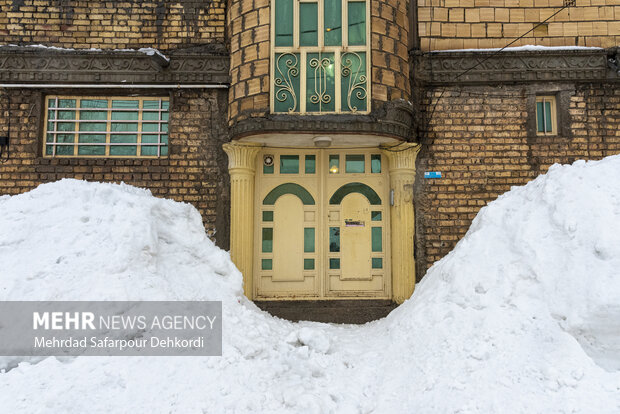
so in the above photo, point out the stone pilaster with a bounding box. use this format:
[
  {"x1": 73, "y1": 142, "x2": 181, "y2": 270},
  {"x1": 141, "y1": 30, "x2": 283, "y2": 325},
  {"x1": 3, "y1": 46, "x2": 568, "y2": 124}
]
[
  {"x1": 382, "y1": 142, "x2": 421, "y2": 304},
  {"x1": 222, "y1": 142, "x2": 262, "y2": 299}
]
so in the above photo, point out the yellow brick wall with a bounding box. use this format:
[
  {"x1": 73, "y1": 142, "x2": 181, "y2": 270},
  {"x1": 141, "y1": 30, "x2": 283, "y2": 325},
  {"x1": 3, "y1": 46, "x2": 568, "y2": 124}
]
[
  {"x1": 418, "y1": 0, "x2": 620, "y2": 50},
  {"x1": 0, "y1": 0, "x2": 225, "y2": 50},
  {"x1": 414, "y1": 84, "x2": 620, "y2": 274}
]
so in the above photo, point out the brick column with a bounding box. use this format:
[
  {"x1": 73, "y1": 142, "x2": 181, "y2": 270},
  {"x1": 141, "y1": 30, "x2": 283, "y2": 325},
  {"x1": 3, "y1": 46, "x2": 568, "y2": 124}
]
[
  {"x1": 223, "y1": 142, "x2": 262, "y2": 299},
  {"x1": 382, "y1": 142, "x2": 421, "y2": 303}
]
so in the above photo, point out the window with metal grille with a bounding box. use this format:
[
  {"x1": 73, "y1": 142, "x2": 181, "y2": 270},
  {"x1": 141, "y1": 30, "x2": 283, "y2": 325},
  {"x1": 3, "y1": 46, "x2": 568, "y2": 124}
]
[
  {"x1": 44, "y1": 96, "x2": 169, "y2": 157},
  {"x1": 271, "y1": 0, "x2": 370, "y2": 114}
]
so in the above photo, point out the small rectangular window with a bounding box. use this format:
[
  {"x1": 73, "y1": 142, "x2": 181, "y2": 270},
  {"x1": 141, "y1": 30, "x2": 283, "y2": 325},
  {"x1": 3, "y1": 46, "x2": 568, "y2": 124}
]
[
  {"x1": 345, "y1": 154, "x2": 365, "y2": 173},
  {"x1": 280, "y1": 155, "x2": 299, "y2": 174},
  {"x1": 299, "y1": 3, "x2": 318, "y2": 46},
  {"x1": 329, "y1": 154, "x2": 340, "y2": 174},
  {"x1": 371, "y1": 154, "x2": 381, "y2": 173},
  {"x1": 305, "y1": 155, "x2": 316, "y2": 174},
  {"x1": 45, "y1": 96, "x2": 169, "y2": 158},
  {"x1": 536, "y1": 96, "x2": 557, "y2": 135}
]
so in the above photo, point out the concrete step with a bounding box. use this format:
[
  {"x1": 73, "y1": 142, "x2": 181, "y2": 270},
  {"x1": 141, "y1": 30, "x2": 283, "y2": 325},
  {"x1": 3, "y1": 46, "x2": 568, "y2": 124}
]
[{"x1": 253, "y1": 300, "x2": 398, "y2": 324}]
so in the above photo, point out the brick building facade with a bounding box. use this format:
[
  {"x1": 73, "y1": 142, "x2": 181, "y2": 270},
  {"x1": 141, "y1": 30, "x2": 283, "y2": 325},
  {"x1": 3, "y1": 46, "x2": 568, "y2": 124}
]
[{"x1": 0, "y1": 0, "x2": 618, "y2": 314}]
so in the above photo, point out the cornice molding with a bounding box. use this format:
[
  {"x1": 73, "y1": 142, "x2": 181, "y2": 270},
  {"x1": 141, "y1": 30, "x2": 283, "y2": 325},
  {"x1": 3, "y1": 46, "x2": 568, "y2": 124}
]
[
  {"x1": 230, "y1": 100, "x2": 415, "y2": 141},
  {"x1": 0, "y1": 46, "x2": 229, "y2": 85},
  {"x1": 413, "y1": 48, "x2": 618, "y2": 85}
]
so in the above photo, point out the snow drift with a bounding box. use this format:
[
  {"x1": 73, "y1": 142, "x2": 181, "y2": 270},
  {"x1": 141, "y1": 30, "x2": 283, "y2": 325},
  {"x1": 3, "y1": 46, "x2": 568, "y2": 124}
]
[{"x1": 1, "y1": 156, "x2": 619, "y2": 413}]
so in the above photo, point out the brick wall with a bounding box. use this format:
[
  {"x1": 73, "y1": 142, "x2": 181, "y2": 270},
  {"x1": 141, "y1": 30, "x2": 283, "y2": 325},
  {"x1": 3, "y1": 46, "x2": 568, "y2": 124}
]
[
  {"x1": 0, "y1": 88, "x2": 231, "y2": 249},
  {"x1": 0, "y1": 0, "x2": 225, "y2": 50},
  {"x1": 418, "y1": 0, "x2": 620, "y2": 51},
  {"x1": 414, "y1": 83, "x2": 620, "y2": 277},
  {"x1": 227, "y1": 0, "x2": 411, "y2": 125}
]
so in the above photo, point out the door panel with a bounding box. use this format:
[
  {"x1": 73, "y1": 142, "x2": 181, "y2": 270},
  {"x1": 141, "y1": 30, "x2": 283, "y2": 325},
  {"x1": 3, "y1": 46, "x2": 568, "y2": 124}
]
[
  {"x1": 341, "y1": 193, "x2": 372, "y2": 280},
  {"x1": 273, "y1": 194, "x2": 304, "y2": 281}
]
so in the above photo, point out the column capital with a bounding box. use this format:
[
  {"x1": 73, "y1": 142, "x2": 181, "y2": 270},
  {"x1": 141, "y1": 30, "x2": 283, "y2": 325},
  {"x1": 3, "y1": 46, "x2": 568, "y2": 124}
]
[
  {"x1": 381, "y1": 142, "x2": 421, "y2": 172},
  {"x1": 222, "y1": 141, "x2": 262, "y2": 172}
]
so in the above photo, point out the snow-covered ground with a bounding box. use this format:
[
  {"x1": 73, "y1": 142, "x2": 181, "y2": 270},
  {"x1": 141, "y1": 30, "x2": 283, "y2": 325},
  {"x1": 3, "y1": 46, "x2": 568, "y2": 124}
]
[{"x1": 0, "y1": 156, "x2": 619, "y2": 413}]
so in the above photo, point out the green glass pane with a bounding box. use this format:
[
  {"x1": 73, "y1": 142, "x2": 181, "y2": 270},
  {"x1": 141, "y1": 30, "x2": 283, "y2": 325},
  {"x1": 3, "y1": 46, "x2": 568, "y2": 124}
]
[
  {"x1": 372, "y1": 227, "x2": 382, "y2": 252},
  {"x1": 110, "y1": 146, "x2": 137, "y2": 156},
  {"x1": 371, "y1": 154, "x2": 381, "y2": 173},
  {"x1": 58, "y1": 99, "x2": 75, "y2": 108},
  {"x1": 329, "y1": 258, "x2": 340, "y2": 269},
  {"x1": 80, "y1": 99, "x2": 108, "y2": 109},
  {"x1": 79, "y1": 134, "x2": 105, "y2": 143},
  {"x1": 45, "y1": 145, "x2": 53, "y2": 155},
  {"x1": 274, "y1": 53, "x2": 300, "y2": 113},
  {"x1": 48, "y1": 110, "x2": 55, "y2": 120},
  {"x1": 57, "y1": 122, "x2": 75, "y2": 132},
  {"x1": 161, "y1": 124, "x2": 168, "y2": 133},
  {"x1": 324, "y1": 0, "x2": 342, "y2": 46},
  {"x1": 306, "y1": 53, "x2": 335, "y2": 112},
  {"x1": 262, "y1": 211, "x2": 273, "y2": 222},
  {"x1": 55, "y1": 145, "x2": 74, "y2": 156},
  {"x1": 372, "y1": 258, "x2": 383, "y2": 269},
  {"x1": 275, "y1": 0, "x2": 293, "y2": 46},
  {"x1": 161, "y1": 135, "x2": 168, "y2": 144},
  {"x1": 341, "y1": 52, "x2": 367, "y2": 112},
  {"x1": 143, "y1": 100, "x2": 160, "y2": 109},
  {"x1": 80, "y1": 111, "x2": 107, "y2": 121},
  {"x1": 46, "y1": 133, "x2": 54, "y2": 143},
  {"x1": 280, "y1": 155, "x2": 299, "y2": 174},
  {"x1": 329, "y1": 154, "x2": 339, "y2": 174},
  {"x1": 348, "y1": 2, "x2": 366, "y2": 46},
  {"x1": 304, "y1": 259, "x2": 315, "y2": 270},
  {"x1": 371, "y1": 211, "x2": 382, "y2": 221},
  {"x1": 161, "y1": 146, "x2": 168, "y2": 156},
  {"x1": 304, "y1": 228, "x2": 315, "y2": 253},
  {"x1": 545, "y1": 101, "x2": 552, "y2": 132},
  {"x1": 110, "y1": 134, "x2": 137, "y2": 156},
  {"x1": 56, "y1": 134, "x2": 75, "y2": 143},
  {"x1": 57, "y1": 110, "x2": 75, "y2": 120},
  {"x1": 142, "y1": 123, "x2": 159, "y2": 132},
  {"x1": 162, "y1": 112, "x2": 169, "y2": 121},
  {"x1": 142, "y1": 112, "x2": 159, "y2": 121},
  {"x1": 162, "y1": 101, "x2": 170, "y2": 110},
  {"x1": 141, "y1": 134, "x2": 159, "y2": 144},
  {"x1": 261, "y1": 259, "x2": 273, "y2": 270},
  {"x1": 111, "y1": 123, "x2": 138, "y2": 132},
  {"x1": 329, "y1": 227, "x2": 340, "y2": 252},
  {"x1": 263, "y1": 164, "x2": 274, "y2": 174},
  {"x1": 48, "y1": 99, "x2": 56, "y2": 108},
  {"x1": 112, "y1": 100, "x2": 139, "y2": 109},
  {"x1": 300, "y1": 3, "x2": 318, "y2": 46},
  {"x1": 79, "y1": 122, "x2": 106, "y2": 132},
  {"x1": 141, "y1": 146, "x2": 158, "y2": 156},
  {"x1": 536, "y1": 102, "x2": 544, "y2": 132},
  {"x1": 305, "y1": 155, "x2": 316, "y2": 174},
  {"x1": 78, "y1": 145, "x2": 106, "y2": 156},
  {"x1": 263, "y1": 183, "x2": 315, "y2": 205},
  {"x1": 47, "y1": 121, "x2": 54, "y2": 131},
  {"x1": 330, "y1": 182, "x2": 381, "y2": 205},
  {"x1": 112, "y1": 112, "x2": 139, "y2": 121},
  {"x1": 345, "y1": 154, "x2": 365, "y2": 173},
  {"x1": 262, "y1": 228, "x2": 273, "y2": 253}
]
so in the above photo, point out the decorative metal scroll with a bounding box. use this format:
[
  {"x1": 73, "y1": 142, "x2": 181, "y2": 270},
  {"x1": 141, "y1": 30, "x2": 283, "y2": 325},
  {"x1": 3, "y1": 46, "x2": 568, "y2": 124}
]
[
  {"x1": 309, "y1": 55, "x2": 333, "y2": 110},
  {"x1": 341, "y1": 52, "x2": 367, "y2": 112},
  {"x1": 274, "y1": 53, "x2": 299, "y2": 113}
]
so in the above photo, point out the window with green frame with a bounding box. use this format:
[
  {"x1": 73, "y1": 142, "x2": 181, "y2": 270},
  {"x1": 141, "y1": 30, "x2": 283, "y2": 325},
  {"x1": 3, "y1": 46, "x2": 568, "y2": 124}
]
[
  {"x1": 44, "y1": 96, "x2": 169, "y2": 157},
  {"x1": 272, "y1": 0, "x2": 369, "y2": 114}
]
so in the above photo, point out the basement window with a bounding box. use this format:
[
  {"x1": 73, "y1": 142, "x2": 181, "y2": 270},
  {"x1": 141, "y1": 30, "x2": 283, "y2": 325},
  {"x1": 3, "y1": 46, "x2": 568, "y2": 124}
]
[
  {"x1": 44, "y1": 96, "x2": 169, "y2": 157},
  {"x1": 535, "y1": 96, "x2": 557, "y2": 136}
]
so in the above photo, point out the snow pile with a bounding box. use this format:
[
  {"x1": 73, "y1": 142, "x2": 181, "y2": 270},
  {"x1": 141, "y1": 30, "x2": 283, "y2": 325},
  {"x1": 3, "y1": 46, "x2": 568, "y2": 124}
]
[{"x1": 1, "y1": 156, "x2": 620, "y2": 413}]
